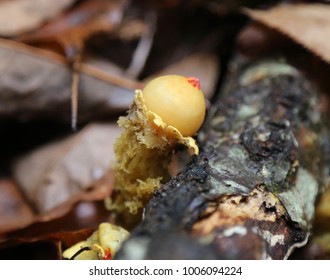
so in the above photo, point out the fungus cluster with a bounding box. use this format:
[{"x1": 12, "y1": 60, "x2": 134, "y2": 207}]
[
  {"x1": 62, "y1": 75, "x2": 206, "y2": 260},
  {"x1": 107, "y1": 75, "x2": 206, "y2": 221}
]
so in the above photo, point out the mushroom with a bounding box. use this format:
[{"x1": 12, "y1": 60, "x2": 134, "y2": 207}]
[
  {"x1": 62, "y1": 223, "x2": 129, "y2": 260},
  {"x1": 143, "y1": 75, "x2": 205, "y2": 137},
  {"x1": 106, "y1": 75, "x2": 206, "y2": 223}
]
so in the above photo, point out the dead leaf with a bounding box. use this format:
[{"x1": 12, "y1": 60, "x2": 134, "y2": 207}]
[
  {"x1": 0, "y1": 124, "x2": 119, "y2": 236},
  {"x1": 236, "y1": 22, "x2": 295, "y2": 58},
  {"x1": 12, "y1": 123, "x2": 121, "y2": 213},
  {"x1": 0, "y1": 199, "x2": 110, "y2": 239},
  {"x1": 0, "y1": 0, "x2": 76, "y2": 37},
  {"x1": 0, "y1": 208, "x2": 106, "y2": 260},
  {"x1": 0, "y1": 38, "x2": 141, "y2": 123},
  {"x1": 0, "y1": 226, "x2": 98, "y2": 259},
  {"x1": 20, "y1": 0, "x2": 128, "y2": 61},
  {"x1": 0, "y1": 179, "x2": 35, "y2": 234},
  {"x1": 16, "y1": 0, "x2": 131, "y2": 130},
  {"x1": 244, "y1": 3, "x2": 330, "y2": 63},
  {"x1": 51, "y1": 227, "x2": 96, "y2": 249}
]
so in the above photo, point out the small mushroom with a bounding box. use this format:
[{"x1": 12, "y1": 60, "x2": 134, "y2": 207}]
[
  {"x1": 143, "y1": 75, "x2": 205, "y2": 137},
  {"x1": 62, "y1": 223, "x2": 129, "y2": 260},
  {"x1": 106, "y1": 75, "x2": 206, "y2": 223}
]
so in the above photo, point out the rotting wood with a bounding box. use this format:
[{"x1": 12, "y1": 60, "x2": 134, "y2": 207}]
[{"x1": 116, "y1": 55, "x2": 330, "y2": 260}]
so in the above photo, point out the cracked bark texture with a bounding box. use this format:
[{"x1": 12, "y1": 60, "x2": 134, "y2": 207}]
[{"x1": 116, "y1": 56, "x2": 330, "y2": 260}]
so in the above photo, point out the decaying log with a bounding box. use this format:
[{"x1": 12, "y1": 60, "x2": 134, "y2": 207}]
[{"x1": 116, "y1": 56, "x2": 330, "y2": 260}]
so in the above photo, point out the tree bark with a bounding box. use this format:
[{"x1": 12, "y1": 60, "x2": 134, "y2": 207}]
[{"x1": 117, "y1": 55, "x2": 330, "y2": 260}]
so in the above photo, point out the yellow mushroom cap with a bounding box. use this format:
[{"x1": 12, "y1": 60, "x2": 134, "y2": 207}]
[{"x1": 142, "y1": 75, "x2": 206, "y2": 137}]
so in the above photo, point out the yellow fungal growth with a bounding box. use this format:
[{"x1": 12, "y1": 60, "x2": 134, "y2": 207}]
[
  {"x1": 106, "y1": 75, "x2": 206, "y2": 223},
  {"x1": 62, "y1": 223, "x2": 129, "y2": 260}
]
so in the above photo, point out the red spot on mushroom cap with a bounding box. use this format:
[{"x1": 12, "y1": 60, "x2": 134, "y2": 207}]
[{"x1": 187, "y1": 77, "x2": 201, "y2": 90}]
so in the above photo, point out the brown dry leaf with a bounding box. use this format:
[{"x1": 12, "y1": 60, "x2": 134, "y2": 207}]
[
  {"x1": 0, "y1": 38, "x2": 141, "y2": 122},
  {"x1": 17, "y1": 0, "x2": 130, "y2": 130},
  {"x1": 21, "y1": 0, "x2": 128, "y2": 60},
  {"x1": 143, "y1": 52, "x2": 220, "y2": 100},
  {"x1": 236, "y1": 22, "x2": 295, "y2": 58},
  {"x1": 0, "y1": 179, "x2": 35, "y2": 234},
  {"x1": 0, "y1": 227, "x2": 97, "y2": 259},
  {"x1": 50, "y1": 227, "x2": 96, "y2": 249},
  {"x1": 12, "y1": 123, "x2": 121, "y2": 213},
  {"x1": 0, "y1": 0, "x2": 76, "y2": 37},
  {"x1": 244, "y1": 3, "x2": 330, "y2": 63},
  {"x1": 0, "y1": 199, "x2": 109, "y2": 239}
]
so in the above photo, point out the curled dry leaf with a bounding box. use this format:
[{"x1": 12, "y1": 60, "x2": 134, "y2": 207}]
[
  {"x1": 0, "y1": 0, "x2": 76, "y2": 37},
  {"x1": 12, "y1": 123, "x2": 121, "y2": 213},
  {"x1": 0, "y1": 38, "x2": 141, "y2": 123},
  {"x1": 244, "y1": 3, "x2": 330, "y2": 63}
]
